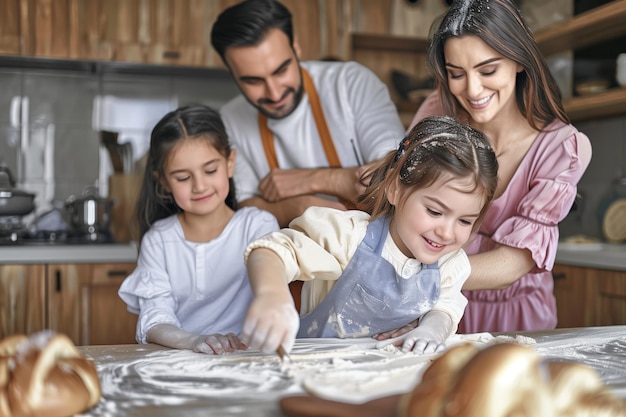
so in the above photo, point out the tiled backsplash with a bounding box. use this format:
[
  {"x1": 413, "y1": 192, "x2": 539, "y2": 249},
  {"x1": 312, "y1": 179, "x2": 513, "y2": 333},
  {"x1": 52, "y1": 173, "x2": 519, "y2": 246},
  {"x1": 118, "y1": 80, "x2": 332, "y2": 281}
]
[
  {"x1": 0, "y1": 58, "x2": 623, "y2": 243},
  {"x1": 0, "y1": 60, "x2": 239, "y2": 221}
]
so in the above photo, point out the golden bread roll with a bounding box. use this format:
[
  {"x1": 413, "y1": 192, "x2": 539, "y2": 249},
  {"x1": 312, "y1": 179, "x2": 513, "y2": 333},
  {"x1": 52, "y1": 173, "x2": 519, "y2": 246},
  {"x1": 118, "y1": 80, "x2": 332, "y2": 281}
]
[
  {"x1": 397, "y1": 343, "x2": 478, "y2": 417},
  {"x1": 548, "y1": 361, "x2": 626, "y2": 417},
  {"x1": 400, "y1": 343, "x2": 626, "y2": 417},
  {"x1": 443, "y1": 343, "x2": 548, "y2": 417},
  {"x1": 0, "y1": 331, "x2": 101, "y2": 417}
]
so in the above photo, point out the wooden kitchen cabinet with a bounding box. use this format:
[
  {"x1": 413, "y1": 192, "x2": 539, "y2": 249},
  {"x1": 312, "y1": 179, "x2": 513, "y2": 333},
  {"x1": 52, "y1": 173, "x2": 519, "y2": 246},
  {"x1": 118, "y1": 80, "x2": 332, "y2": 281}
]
[
  {"x1": 47, "y1": 262, "x2": 137, "y2": 346},
  {"x1": 0, "y1": 264, "x2": 46, "y2": 338},
  {"x1": 552, "y1": 263, "x2": 596, "y2": 327},
  {"x1": 1, "y1": 0, "x2": 348, "y2": 67},
  {"x1": 0, "y1": 0, "x2": 22, "y2": 55},
  {"x1": 553, "y1": 263, "x2": 626, "y2": 327},
  {"x1": 596, "y1": 269, "x2": 626, "y2": 326},
  {"x1": 86, "y1": 263, "x2": 137, "y2": 345},
  {"x1": 0, "y1": 262, "x2": 137, "y2": 346}
]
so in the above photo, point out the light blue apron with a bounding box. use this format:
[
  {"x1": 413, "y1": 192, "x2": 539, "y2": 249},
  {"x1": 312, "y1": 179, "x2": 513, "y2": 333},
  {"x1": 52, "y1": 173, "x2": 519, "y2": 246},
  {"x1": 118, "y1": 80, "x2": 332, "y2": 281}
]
[{"x1": 298, "y1": 217, "x2": 441, "y2": 338}]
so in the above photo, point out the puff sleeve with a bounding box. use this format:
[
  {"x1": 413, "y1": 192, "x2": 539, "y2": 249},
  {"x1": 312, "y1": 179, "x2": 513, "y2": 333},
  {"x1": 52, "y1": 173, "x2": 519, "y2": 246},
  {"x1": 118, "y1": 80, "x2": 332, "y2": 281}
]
[{"x1": 489, "y1": 122, "x2": 592, "y2": 271}]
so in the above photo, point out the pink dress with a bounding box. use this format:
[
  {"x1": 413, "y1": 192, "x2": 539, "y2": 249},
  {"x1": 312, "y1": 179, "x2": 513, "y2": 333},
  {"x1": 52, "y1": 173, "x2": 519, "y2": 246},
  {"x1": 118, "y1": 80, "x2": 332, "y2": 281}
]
[{"x1": 409, "y1": 92, "x2": 592, "y2": 333}]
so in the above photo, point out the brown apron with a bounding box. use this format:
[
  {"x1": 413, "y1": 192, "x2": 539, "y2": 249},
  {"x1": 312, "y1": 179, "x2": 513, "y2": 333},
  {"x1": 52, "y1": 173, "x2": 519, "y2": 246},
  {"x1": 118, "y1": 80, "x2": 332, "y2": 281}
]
[
  {"x1": 258, "y1": 67, "x2": 342, "y2": 170},
  {"x1": 258, "y1": 68, "x2": 356, "y2": 308}
]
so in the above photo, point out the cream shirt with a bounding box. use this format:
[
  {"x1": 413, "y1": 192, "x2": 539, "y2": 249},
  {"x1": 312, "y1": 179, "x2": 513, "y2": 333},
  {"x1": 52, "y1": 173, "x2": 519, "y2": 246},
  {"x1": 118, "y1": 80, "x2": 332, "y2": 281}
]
[{"x1": 245, "y1": 207, "x2": 470, "y2": 330}]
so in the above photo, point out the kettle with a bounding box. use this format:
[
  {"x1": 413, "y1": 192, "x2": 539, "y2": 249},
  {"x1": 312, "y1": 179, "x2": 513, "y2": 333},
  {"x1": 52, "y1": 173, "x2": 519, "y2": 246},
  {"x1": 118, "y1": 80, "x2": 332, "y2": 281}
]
[{"x1": 65, "y1": 186, "x2": 114, "y2": 238}]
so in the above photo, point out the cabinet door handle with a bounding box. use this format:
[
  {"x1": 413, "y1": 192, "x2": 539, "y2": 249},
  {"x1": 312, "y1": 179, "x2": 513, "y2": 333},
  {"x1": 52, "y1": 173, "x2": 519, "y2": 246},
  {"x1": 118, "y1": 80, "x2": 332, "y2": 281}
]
[
  {"x1": 163, "y1": 51, "x2": 180, "y2": 59},
  {"x1": 552, "y1": 272, "x2": 566, "y2": 281},
  {"x1": 107, "y1": 270, "x2": 129, "y2": 278},
  {"x1": 55, "y1": 270, "x2": 62, "y2": 292}
]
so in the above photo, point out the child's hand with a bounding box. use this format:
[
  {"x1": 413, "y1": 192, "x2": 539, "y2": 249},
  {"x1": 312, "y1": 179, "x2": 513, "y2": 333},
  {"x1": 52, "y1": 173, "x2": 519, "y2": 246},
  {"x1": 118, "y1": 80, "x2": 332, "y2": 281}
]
[
  {"x1": 191, "y1": 333, "x2": 248, "y2": 355},
  {"x1": 241, "y1": 295, "x2": 299, "y2": 355},
  {"x1": 375, "y1": 311, "x2": 453, "y2": 354},
  {"x1": 374, "y1": 319, "x2": 419, "y2": 340}
]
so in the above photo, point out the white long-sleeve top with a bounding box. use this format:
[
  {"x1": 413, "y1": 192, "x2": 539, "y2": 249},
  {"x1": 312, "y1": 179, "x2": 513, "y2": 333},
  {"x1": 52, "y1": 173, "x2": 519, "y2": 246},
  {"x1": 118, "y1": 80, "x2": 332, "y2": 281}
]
[{"x1": 119, "y1": 207, "x2": 279, "y2": 343}]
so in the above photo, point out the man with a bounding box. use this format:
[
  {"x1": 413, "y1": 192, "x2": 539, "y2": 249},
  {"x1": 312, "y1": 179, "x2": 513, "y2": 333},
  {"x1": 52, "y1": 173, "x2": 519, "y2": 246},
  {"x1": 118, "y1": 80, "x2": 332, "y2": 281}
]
[{"x1": 211, "y1": 0, "x2": 405, "y2": 226}]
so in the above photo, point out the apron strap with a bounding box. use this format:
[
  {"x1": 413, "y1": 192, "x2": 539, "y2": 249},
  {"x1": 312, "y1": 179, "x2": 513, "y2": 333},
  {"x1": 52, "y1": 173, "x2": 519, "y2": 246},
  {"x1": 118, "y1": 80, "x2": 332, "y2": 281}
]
[{"x1": 258, "y1": 67, "x2": 342, "y2": 169}]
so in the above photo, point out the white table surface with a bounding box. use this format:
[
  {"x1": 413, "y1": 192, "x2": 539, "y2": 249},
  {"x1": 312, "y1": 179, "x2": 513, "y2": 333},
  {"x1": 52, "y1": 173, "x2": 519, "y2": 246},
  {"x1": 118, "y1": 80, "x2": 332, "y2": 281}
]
[{"x1": 76, "y1": 326, "x2": 626, "y2": 417}]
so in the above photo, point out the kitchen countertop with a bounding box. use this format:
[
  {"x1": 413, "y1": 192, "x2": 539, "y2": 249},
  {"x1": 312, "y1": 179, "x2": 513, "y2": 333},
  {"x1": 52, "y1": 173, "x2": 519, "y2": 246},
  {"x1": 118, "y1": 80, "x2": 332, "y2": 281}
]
[
  {"x1": 75, "y1": 326, "x2": 626, "y2": 416},
  {"x1": 0, "y1": 242, "x2": 138, "y2": 264},
  {"x1": 0, "y1": 239, "x2": 624, "y2": 270},
  {"x1": 556, "y1": 242, "x2": 626, "y2": 271}
]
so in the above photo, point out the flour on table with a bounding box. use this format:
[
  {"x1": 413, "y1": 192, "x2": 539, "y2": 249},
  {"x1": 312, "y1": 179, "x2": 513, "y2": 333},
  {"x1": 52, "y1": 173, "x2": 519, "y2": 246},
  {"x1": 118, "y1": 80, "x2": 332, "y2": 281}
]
[{"x1": 79, "y1": 332, "x2": 540, "y2": 415}]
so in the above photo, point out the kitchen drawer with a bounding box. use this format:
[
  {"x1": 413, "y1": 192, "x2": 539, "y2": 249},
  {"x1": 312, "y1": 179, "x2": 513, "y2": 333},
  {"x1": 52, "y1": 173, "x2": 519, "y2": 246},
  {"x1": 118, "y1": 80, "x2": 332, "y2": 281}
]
[{"x1": 91, "y1": 263, "x2": 135, "y2": 286}]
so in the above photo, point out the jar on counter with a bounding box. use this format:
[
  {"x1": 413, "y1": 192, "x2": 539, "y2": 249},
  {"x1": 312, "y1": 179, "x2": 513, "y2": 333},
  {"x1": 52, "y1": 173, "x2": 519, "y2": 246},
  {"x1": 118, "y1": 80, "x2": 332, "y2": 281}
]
[{"x1": 598, "y1": 177, "x2": 626, "y2": 243}]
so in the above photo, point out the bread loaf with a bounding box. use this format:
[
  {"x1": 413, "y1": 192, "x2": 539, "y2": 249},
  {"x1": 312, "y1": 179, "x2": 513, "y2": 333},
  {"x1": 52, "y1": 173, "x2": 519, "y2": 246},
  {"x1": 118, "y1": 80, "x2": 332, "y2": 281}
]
[
  {"x1": 0, "y1": 331, "x2": 101, "y2": 417},
  {"x1": 399, "y1": 342, "x2": 626, "y2": 417}
]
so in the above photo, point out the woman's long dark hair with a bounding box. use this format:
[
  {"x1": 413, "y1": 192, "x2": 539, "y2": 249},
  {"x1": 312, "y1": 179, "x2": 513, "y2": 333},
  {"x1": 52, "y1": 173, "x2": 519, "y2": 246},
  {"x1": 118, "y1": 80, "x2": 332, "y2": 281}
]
[
  {"x1": 428, "y1": 0, "x2": 569, "y2": 130},
  {"x1": 135, "y1": 105, "x2": 236, "y2": 243}
]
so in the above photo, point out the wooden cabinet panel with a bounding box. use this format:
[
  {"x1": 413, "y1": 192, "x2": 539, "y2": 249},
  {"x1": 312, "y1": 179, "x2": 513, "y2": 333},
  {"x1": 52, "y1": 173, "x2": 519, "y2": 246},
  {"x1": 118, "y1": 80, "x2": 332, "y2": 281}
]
[
  {"x1": 552, "y1": 264, "x2": 596, "y2": 328},
  {"x1": 553, "y1": 263, "x2": 626, "y2": 327},
  {"x1": 0, "y1": 0, "x2": 22, "y2": 55},
  {"x1": 597, "y1": 270, "x2": 626, "y2": 326},
  {"x1": 0, "y1": 264, "x2": 46, "y2": 338},
  {"x1": 1, "y1": 261, "x2": 136, "y2": 346},
  {"x1": 47, "y1": 263, "x2": 91, "y2": 345},
  {"x1": 88, "y1": 263, "x2": 137, "y2": 345}
]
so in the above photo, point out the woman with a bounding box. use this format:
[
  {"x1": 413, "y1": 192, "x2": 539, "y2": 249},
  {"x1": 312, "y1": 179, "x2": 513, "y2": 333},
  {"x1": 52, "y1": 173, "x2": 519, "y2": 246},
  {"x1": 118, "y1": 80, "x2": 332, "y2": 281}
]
[{"x1": 403, "y1": 0, "x2": 592, "y2": 333}]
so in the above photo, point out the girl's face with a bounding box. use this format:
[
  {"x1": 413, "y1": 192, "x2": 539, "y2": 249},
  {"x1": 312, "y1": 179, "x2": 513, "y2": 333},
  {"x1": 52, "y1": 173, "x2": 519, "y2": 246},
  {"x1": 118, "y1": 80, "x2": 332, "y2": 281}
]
[
  {"x1": 443, "y1": 35, "x2": 523, "y2": 125},
  {"x1": 161, "y1": 137, "x2": 235, "y2": 217},
  {"x1": 387, "y1": 174, "x2": 485, "y2": 264}
]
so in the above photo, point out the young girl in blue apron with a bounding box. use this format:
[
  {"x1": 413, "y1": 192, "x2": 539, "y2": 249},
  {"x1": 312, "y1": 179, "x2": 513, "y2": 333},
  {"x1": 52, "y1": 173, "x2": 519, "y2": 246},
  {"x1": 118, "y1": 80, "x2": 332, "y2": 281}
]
[{"x1": 241, "y1": 116, "x2": 498, "y2": 355}]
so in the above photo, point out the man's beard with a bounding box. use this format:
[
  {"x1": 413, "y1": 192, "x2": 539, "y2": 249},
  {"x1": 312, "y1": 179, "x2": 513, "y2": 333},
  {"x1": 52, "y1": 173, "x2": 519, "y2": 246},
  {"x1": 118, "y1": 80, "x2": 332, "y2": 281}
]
[{"x1": 247, "y1": 68, "x2": 305, "y2": 120}]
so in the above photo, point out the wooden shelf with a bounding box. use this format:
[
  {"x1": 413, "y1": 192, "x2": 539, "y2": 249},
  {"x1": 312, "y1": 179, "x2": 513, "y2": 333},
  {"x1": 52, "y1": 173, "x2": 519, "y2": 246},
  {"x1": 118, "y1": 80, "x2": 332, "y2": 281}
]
[
  {"x1": 351, "y1": 33, "x2": 429, "y2": 53},
  {"x1": 564, "y1": 87, "x2": 626, "y2": 122},
  {"x1": 535, "y1": 0, "x2": 626, "y2": 56}
]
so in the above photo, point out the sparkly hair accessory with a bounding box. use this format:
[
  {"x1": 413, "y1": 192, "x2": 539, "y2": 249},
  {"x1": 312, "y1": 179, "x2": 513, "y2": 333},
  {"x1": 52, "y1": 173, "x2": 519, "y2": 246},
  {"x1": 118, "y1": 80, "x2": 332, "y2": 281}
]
[
  {"x1": 394, "y1": 135, "x2": 411, "y2": 163},
  {"x1": 443, "y1": 0, "x2": 490, "y2": 36}
]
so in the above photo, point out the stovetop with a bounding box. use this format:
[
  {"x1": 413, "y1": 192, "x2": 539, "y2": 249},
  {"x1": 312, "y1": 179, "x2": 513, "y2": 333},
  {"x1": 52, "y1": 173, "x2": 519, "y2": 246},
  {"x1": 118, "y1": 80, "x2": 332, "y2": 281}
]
[
  {"x1": 0, "y1": 229, "x2": 116, "y2": 246},
  {"x1": 0, "y1": 215, "x2": 116, "y2": 246}
]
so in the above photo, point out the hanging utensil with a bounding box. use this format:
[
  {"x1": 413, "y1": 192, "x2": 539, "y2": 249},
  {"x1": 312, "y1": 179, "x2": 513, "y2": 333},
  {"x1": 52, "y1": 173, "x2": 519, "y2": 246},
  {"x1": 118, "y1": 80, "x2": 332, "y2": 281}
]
[{"x1": 100, "y1": 131, "x2": 123, "y2": 173}]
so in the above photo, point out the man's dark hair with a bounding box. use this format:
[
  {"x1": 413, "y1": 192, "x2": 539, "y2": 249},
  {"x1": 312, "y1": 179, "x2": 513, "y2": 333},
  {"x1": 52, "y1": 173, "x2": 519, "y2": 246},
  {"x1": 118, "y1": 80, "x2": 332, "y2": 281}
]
[{"x1": 211, "y1": 0, "x2": 294, "y2": 62}]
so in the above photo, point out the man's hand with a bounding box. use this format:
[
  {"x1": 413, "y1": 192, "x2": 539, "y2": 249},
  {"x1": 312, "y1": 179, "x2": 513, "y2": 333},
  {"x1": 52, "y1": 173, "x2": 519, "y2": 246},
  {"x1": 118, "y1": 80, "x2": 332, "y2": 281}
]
[
  {"x1": 258, "y1": 169, "x2": 320, "y2": 202},
  {"x1": 258, "y1": 167, "x2": 361, "y2": 202},
  {"x1": 355, "y1": 162, "x2": 376, "y2": 196}
]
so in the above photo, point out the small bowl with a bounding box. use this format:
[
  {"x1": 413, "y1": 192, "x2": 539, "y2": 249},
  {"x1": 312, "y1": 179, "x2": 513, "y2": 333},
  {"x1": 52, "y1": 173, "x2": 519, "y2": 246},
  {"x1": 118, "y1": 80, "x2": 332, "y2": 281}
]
[{"x1": 575, "y1": 79, "x2": 610, "y2": 96}]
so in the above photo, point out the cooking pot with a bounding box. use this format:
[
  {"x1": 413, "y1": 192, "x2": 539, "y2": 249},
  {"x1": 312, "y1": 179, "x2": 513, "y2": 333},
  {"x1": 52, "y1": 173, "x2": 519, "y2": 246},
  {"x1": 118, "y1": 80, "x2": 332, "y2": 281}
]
[
  {"x1": 0, "y1": 166, "x2": 36, "y2": 216},
  {"x1": 65, "y1": 186, "x2": 113, "y2": 235}
]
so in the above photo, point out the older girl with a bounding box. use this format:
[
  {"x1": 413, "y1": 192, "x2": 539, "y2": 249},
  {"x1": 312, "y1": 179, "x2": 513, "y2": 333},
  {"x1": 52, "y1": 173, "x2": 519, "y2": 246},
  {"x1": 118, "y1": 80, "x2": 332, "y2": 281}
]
[{"x1": 119, "y1": 105, "x2": 278, "y2": 354}]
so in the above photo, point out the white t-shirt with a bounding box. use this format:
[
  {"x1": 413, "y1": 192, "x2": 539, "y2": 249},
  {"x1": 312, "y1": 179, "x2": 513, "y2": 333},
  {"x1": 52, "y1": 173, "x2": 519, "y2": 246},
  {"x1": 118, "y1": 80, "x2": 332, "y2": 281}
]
[
  {"x1": 118, "y1": 207, "x2": 279, "y2": 344},
  {"x1": 245, "y1": 207, "x2": 470, "y2": 332},
  {"x1": 220, "y1": 60, "x2": 406, "y2": 202}
]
